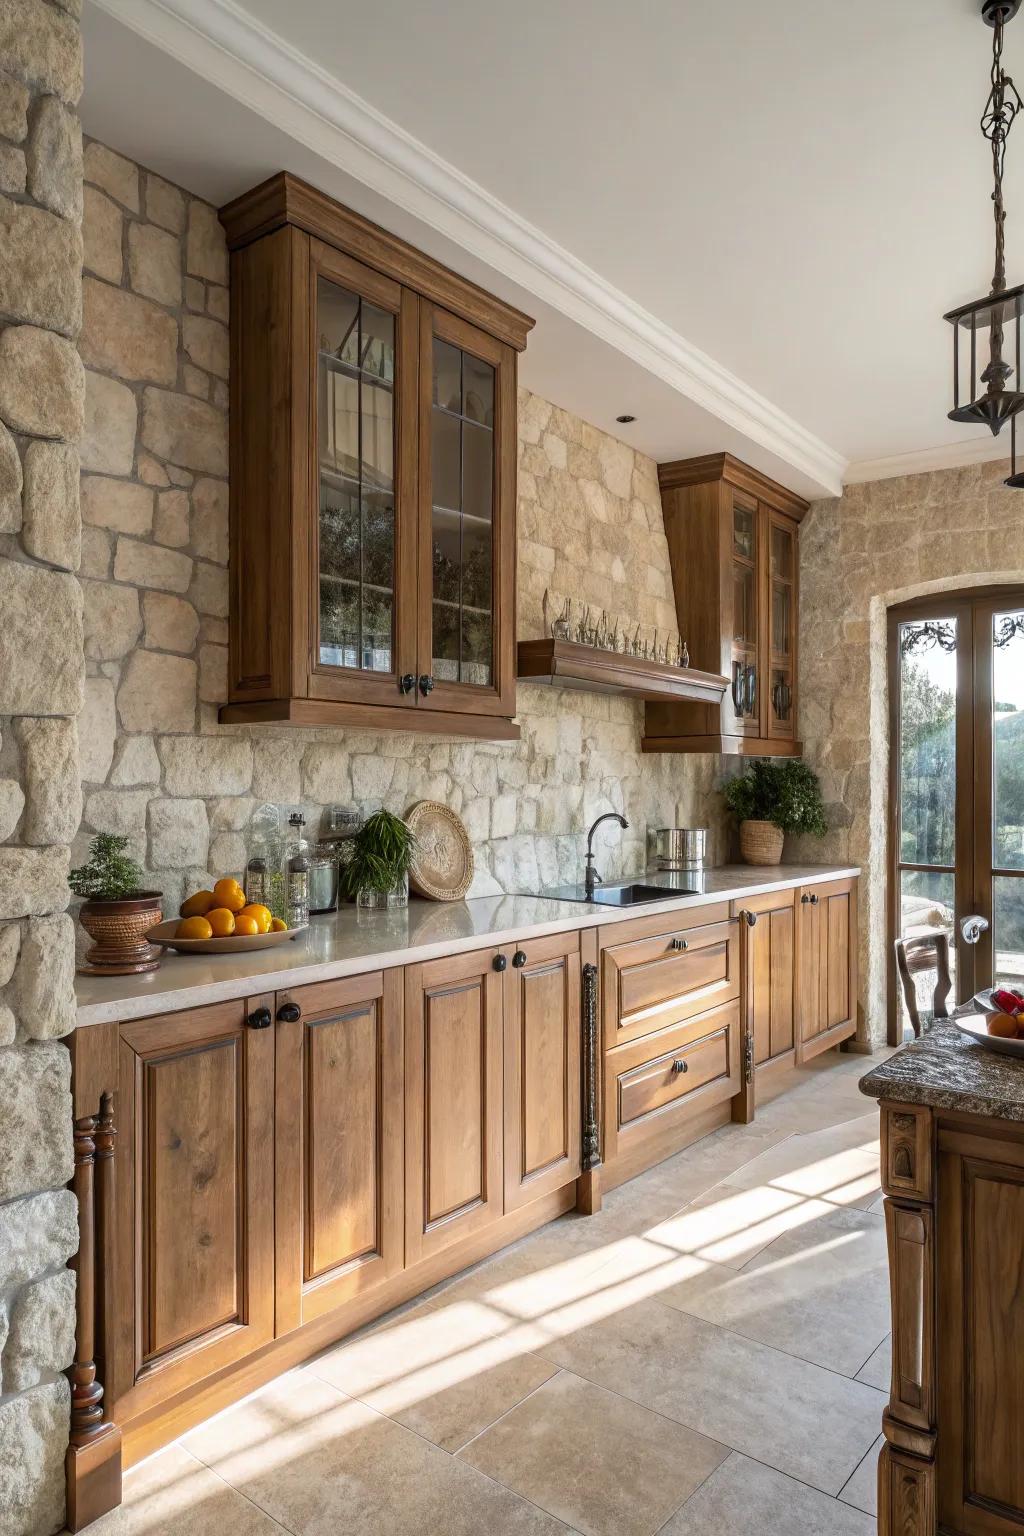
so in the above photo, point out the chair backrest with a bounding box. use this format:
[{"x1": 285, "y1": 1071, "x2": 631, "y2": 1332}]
[{"x1": 894, "y1": 928, "x2": 952, "y2": 1038}]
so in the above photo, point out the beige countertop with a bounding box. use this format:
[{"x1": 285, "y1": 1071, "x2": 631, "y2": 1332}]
[{"x1": 75, "y1": 863, "x2": 859, "y2": 1027}]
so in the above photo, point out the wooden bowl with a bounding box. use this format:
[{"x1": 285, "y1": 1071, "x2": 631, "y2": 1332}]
[{"x1": 147, "y1": 921, "x2": 308, "y2": 955}]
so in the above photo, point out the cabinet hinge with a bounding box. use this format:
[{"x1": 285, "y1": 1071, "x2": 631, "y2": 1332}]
[{"x1": 743, "y1": 1032, "x2": 754, "y2": 1085}]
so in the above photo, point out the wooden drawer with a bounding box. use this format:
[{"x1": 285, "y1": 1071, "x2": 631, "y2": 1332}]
[
  {"x1": 603, "y1": 999, "x2": 740, "y2": 1177},
  {"x1": 619, "y1": 1024, "x2": 730, "y2": 1129},
  {"x1": 602, "y1": 911, "x2": 739, "y2": 1048}
]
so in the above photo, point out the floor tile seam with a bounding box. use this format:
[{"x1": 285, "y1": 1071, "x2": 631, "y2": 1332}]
[
  {"x1": 649, "y1": 1447, "x2": 739, "y2": 1536},
  {"x1": 179, "y1": 1444, "x2": 300, "y2": 1536},
  {"x1": 647, "y1": 1290, "x2": 891, "y2": 1388},
  {"x1": 656, "y1": 1442, "x2": 882, "y2": 1526},
  {"x1": 836, "y1": 1432, "x2": 882, "y2": 1514}
]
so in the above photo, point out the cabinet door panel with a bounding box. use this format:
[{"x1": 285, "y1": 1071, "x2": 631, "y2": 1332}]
[
  {"x1": 796, "y1": 879, "x2": 858, "y2": 1059},
  {"x1": 602, "y1": 915, "x2": 739, "y2": 1048},
  {"x1": 406, "y1": 948, "x2": 503, "y2": 1262},
  {"x1": 504, "y1": 932, "x2": 581, "y2": 1211},
  {"x1": 733, "y1": 892, "x2": 795, "y2": 1065},
  {"x1": 111, "y1": 999, "x2": 274, "y2": 1423},
  {"x1": 275, "y1": 971, "x2": 403, "y2": 1331}
]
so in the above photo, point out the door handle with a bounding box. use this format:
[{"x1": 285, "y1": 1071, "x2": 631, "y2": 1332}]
[
  {"x1": 492, "y1": 953, "x2": 508, "y2": 972},
  {"x1": 512, "y1": 950, "x2": 527, "y2": 968},
  {"x1": 739, "y1": 909, "x2": 758, "y2": 926},
  {"x1": 670, "y1": 936, "x2": 688, "y2": 951},
  {"x1": 247, "y1": 1006, "x2": 272, "y2": 1029},
  {"x1": 398, "y1": 673, "x2": 415, "y2": 694},
  {"x1": 732, "y1": 662, "x2": 746, "y2": 715},
  {"x1": 960, "y1": 913, "x2": 989, "y2": 945},
  {"x1": 418, "y1": 674, "x2": 435, "y2": 696},
  {"x1": 671, "y1": 1058, "x2": 689, "y2": 1074},
  {"x1": 801, "y1": 892, "x2": 819, "y2": 905},
  {"x1": 276, "y1": 1001, "x2": 302, "y2": 1023}
]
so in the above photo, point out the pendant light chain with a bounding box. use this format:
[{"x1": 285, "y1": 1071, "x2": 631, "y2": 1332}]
[{"x1": 982, "y1": 16, "x2": 1019, "y2": 297}]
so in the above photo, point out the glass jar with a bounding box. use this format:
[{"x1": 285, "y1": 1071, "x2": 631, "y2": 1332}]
[
  {"x1": 286, "y1": 812, "x2": 311, "y2": 929},
  {"x1": 356, "y1": 870, "x2": 409, "y2": 911}
]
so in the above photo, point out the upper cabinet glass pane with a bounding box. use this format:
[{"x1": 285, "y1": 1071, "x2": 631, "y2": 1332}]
[
  {"x1": 430, "y1": 336, "x2": 496, "y2": 688},
  {"x1": 733, "y1": 504, "x2": 755, "y2": 561},
  {"x1": 772, "y1": 581, "x2": 792, "y2": 657},
  {"x1": 732, "y1": 563, "x2": 756, "y2": 647},
  {"x1": 316, "y1": 276, "x2": 396, "y2": 673},
  {"x1": 771, "y1": 522, "x2": 793, "y2": 581}
]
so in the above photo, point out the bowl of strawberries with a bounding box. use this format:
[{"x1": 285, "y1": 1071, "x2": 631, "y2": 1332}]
[{"x1": 955, "y1": 986, "x2": 1024, "y2": 1057}]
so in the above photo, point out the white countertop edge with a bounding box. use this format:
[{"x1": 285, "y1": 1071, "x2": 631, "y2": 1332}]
[{"x1": 74, "y1": 865, "x2": 860, "y2": 1028}]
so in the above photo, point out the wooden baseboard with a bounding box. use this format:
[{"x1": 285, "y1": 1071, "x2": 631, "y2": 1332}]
[
  {"x1": 119, "y1": 1182, "x2": 575, "y2": 1468},
  {"x1": 800, "y1": 1018, "x2": 857, "y2": 1063}
]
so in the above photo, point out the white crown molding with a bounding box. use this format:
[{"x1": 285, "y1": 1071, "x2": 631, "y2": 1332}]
[
  {"x1": 88, "y1": 0, "x2": 848, "y2": 496},
  {"x1": 844, "y1": 433, "x2": 1010, "y2": 485}
]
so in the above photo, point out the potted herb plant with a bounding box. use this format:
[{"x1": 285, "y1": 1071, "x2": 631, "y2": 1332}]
[
  {"x1": 721, "y1": 758, "x2": 827, "y2": 865},
  {"x1": 70, "y1": 833, "x2": 163, "y2": 974},
  {"x1": 340, "y1": 810, "x2": 417, "y2": 910}
]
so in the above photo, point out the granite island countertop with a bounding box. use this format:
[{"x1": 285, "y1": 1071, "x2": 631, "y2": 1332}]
[
  {"x1": 76, "y1": 862, "x2": 858, "y2": 1028},
  {"x1": 859, "y1": 1019, "x2": 1024, "y2": 1123}
]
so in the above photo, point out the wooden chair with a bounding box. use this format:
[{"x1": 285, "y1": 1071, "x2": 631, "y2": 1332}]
[{"x1": 895, "y1": 928, "x2": 952, "y2": 1039}]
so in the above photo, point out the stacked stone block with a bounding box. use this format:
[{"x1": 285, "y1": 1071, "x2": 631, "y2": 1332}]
[{"x1": 0, "y1": 3, "x2": 85, "y2": 1532}]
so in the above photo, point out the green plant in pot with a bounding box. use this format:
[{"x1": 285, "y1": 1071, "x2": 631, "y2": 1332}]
[
  {"x1": 340, "y1": 810, "x2": 417, "y2": 911},
  {"x1": 721, "y1": 759, "x2": 827, "y2": 866},
  {"x1": 70, "y1": 833, "x2": 164, "y2": 975}
]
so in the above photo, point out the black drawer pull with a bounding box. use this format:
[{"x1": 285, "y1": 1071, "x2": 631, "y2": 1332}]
[
  {"x1": 671, "y1": 1058, "x2": 689, "y2": 1074},
  {"x1": 247, "y1": 1006, "x2": 272, "y2": 1030},
  {"x1": 740, "y1": 909, "x2": 758, "y2": 927},
  {"x1": 493, "y1": 954, "x2": 507, "y2": 972},
  {"x1": 399, "y1": 673, "x2": 415, "y2": 694},
  {"x1": 670, "y1": 936, "x2": 688, "y2": 951},
  {"x1": 512, "y1": 950, "x2": 527, "y2": 968},
  {"x1": 277, "y1": 1001, "x2": 302, "y2": 1023},
  {"x1": 418, "y1": 674, "x2": 435, "y2": 695}
]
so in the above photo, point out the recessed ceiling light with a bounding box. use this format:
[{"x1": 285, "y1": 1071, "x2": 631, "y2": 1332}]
[{"x1": 616, "y1": 414, "x2": 636, "y2": 424}]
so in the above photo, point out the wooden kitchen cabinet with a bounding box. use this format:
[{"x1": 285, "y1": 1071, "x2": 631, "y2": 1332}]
[
  {"x1": 404, "y1": 945, "x2": 505, "y2": 1263},
  {"x1": 732, "y1": 889, "x2": 797, "y2": 1072},
  {"x1": 502, "y1": 930, "x2": 582, "y2": 1211},
  {"x1": 109, "y1": 999, "x2": 276, "y2": 1427},
  {"x1": 274, "y1": 971, "x2": 405, "y2": 1331},
  {"x1": 218, "y1": 173, "x2": 531, "y2": 737},
  {"x1": 796, "y1": 876, "x2": 858, "y2": 1059},
  {"x1": 643, "y1": 453, "x2": 807, "y2": 754}
]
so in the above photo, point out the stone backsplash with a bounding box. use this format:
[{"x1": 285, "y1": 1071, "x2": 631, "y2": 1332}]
[{"x1": 74, "y1": 141, "x2": 733, "y2": 918}]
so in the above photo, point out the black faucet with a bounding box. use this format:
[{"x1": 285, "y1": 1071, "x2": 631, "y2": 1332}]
[{"x1": 584, "y1": 813, "x2": 629, "y2": 899}]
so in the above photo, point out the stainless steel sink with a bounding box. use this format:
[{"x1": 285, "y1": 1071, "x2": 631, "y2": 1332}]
[{"x1": 541, "y1": 881, "x2": 699, "y2": 906}]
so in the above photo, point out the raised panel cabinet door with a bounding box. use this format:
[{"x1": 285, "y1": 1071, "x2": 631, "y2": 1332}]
[
  {"x1": 110, "y1": 999, "x2": 275, "y2": 1425},
  {"x1": 938, "y1": 1139, "x2": 1024, "y2": 1534},
  {"x1": 796, "y1": 886, "x2": 822, "y2": 1048},
  {"x1": 733, "y1": 892, "x2": 795, "y2": 1065},
  {"x1": 405, "y1": 946, "x2": 504, "y2": 1263},
  {"x1": 274, "y1": 971, "x2": 404, "y2": 1333},
  {"x1": 765, "y1": 508, "x2": 798, "y2": 742},
  {"x1": 416, "y1": 304, "x2": 517, "y2": 719},
  {"x1": 503, "y1": 932, "x2": 582, "y2": 1212},
  {"x1": 797, "y1": 877, "x2": 858, "y2": 1063}
]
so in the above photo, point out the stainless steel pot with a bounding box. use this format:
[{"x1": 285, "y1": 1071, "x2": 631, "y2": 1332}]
[
  {"x1": 651, "y1": 827, "x2": 709, "y2": 870},
  {"x1": 308, "y1": 844, "x2": 340, "y2": 913}
]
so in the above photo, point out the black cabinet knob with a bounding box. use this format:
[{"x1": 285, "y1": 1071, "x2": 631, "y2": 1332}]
[
  {"x1": 247, "y1": 1006, "x2": 272, "y2": 1030},
  {"x1": 670, "y1": 936, "x2": 688, "y2": 951},
  {"x1": 418, "y1": 674, "x2": 435, "y2": 696},
  {"x1": 740, "y1": 909, "x2": 758, "y2": 927},
  {"x1": 492, "y1": 954, "x2": 508, "y2": 972},
  {"x1": 801, "y1": 893, "x2": 810, "y2": 904},
  {"x1": 512, "y1": 950, "x2": 527, "y2": 968},
  {"x1": 276, "y1": 1001, "x2": 302, "y2": 1023},
  {"x1": 671, "y1": 1058, "x2": 689, "y2": 1074},
  {"x1": 399, "y1": 673, "x2": 415, "y2": 694},
  {"x1": 810, "y1": 893, "x2": 819, "y2": 905}
]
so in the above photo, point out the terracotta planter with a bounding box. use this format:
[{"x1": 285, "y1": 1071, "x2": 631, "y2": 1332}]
[
  {"x1": 78, "y1": 892, "x2": 164, "y2": 975},
  {"x1": 739, "y1": 820, "x2": 784, "y2": 866}
]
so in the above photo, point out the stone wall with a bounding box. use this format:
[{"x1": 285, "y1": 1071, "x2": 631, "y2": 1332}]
[
  {"x1": 0, "y1": 4, "x2": 85, "y2": 1533},
  {"x1": 798, "y1": 459, "x2": 1024, "y2": 1045},
  {"x1": 76, "y1": 142, "x2": 732, "y2": 914}
]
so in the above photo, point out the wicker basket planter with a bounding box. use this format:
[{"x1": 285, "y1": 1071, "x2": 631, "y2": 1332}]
[
  {"x1": 78, "y1": 892, "x2": 164, "y2": 975},
  {"x1": 739, "y1": 819, "x2": 784, "y2": 866}
]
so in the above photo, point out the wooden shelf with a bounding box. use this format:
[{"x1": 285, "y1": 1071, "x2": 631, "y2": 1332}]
[{"x1": 517, "y1": 638, "x2": 729, "y2": 703}]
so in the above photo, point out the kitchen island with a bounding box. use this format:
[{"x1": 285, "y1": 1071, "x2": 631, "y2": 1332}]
[
  {"x1": 67, "y1": 863, "x2": 858, "y2": 1528},
  {"x1": 860, "y1": 1021, "x2": 1024, "y2": 1536}
]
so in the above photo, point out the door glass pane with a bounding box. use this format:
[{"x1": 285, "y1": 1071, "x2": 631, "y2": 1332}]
[
  {"x1": 430, "y1": 337, "x2": 495, "y2": 688},
  {"x1": 316, "y1": 277, "x2": 395, "y2": 673},
  {"x1": 899, "y1": 869, "x2": 957, "y2": 1025},
  {"x1": 772, "y1": 582, "x2": 791, "y2": 656},
  {"x1": 994, "y1": 874, "x2": 1024, "y2": 986},
  {"x1": 993, "y1": 609, "x2": 1024, "y2": 870},
  {"x1": 733, "y1": 564, "x2": 756, "y2": 645},
  {"x1": 898, "y1": 618, "x2": 958, "y2": 867},
  {"x1": 733, "y1": 504, "x2": 754, "y2": 560}
]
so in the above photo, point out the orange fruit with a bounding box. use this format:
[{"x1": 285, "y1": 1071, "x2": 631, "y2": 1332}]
[
  {"x1": 206, "y1": 907, "x2": 236, "y2": 937},
  {"x1": 234, "y1": 914, "x2": 259, "y2": 937},
  {"x1": 239, "y1": 903, "x2": 272, "y2": 934},
  {"x1": 176, "y1": 915, "x2": 213, "y2": 940},
  {"x1": 213, "y1": 878, "x2": 246, "y2": 912},
  {"x1": 988, "y1": 1012, "x2": 1018, "y2": 1038},
  {"x1": 180, "y1": 889, "x2": 216, "y2": 918},
  {"x1": 270, "y1": 917, "x2": 288, "y2": 932}
]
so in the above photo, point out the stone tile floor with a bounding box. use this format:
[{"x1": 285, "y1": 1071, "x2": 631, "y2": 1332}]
[{"x1": 82, "y1": 1048, "x2": 893, "y2": 1536}]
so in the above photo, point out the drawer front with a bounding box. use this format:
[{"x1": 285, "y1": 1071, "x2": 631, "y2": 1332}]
[
  {"x1": 604, "y1": 918, "x2": 739, "y2": 1047},
  {"x1": 619, "y1": 1025, "x2": 730, "y2": 1128}
]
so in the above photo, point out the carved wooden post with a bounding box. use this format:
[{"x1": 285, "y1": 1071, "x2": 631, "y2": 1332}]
[
  {"x1": 577, "y1": 959, "x2": 602, "y2": 1214},
  {"x1": 65, "y1": 1099, "x2": 122, "y2": 1532},
  {"x1": 877, "y1": 1101, "x2": 937, "y2": 1536}
]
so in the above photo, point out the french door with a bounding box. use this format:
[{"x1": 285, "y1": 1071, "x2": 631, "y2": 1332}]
[{"x1": 888, "y1": 588, "x2": 1024, "y2": 1035}]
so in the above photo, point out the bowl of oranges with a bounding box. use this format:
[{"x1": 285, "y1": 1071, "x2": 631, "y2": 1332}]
[
  {"x1": 954, "y1": 986, "x2": 1024, "y2": 1058},
  {"x1": 147, "y1": 878, "x2": 306, "y2": 954}
]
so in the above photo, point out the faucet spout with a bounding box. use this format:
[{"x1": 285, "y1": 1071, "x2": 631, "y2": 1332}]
[{"x1": 584, "y1": 813, "x2": 629, "y2": 899}]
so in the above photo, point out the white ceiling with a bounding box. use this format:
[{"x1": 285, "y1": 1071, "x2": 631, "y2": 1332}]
[{"x1": 82, "y1": 0, "x2": 1019, "y2": 495}]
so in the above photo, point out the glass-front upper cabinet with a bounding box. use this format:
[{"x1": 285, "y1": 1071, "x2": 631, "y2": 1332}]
[
  {"x1": 419, "y1": 307, "x2": 516, "y2": 718},
  {"x1": 767, "y1": 511, "x2": 797, "y2": 740},
  {"x1": 729, "y1": 492, "x2": 759, "y2": 735},
  {"x1": 310, "y1": 244, "x2": 416, "y2": 709}
]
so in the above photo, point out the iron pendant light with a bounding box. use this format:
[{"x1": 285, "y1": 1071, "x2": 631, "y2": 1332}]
[{"x1": 945, "y1": 0, "x2": 1024, "y2": 484}]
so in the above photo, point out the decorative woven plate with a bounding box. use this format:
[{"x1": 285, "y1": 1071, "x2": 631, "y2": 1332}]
[
  {"x1": 147, "y1": 920, "x2": 308, "y2": 955},
  {"x1": 406, "y1": 801, "x2": 474, "y2": 901}
]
